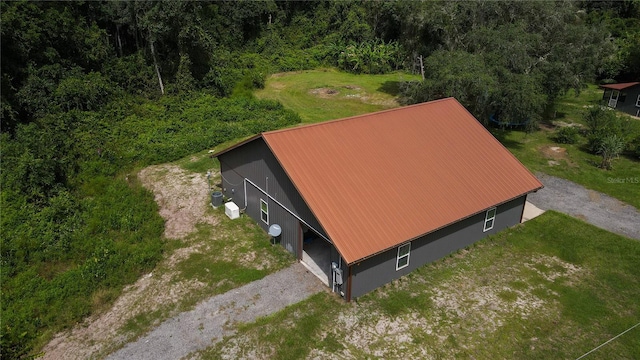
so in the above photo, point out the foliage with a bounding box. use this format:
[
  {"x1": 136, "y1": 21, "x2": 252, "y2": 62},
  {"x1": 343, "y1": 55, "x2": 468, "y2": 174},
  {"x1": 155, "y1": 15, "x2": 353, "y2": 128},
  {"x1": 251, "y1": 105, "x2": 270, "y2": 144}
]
[
  {"x1": 336, "y1": 40, "x2": 402, "y2": 74},
  {"x1": 398, "y1": 1, "x2": 615, "y2": 129},
  {"x1": 554, "y1": 126, "x2": 580, "y2": 144},
  {"x1": 583, "y1": 106, "x2": 633, "y2": 154},
  {"x1": 400, "y1": 50, "x2": 496, "y2": 124},
  {"x1": 0, "y1": 94, "x2": 300, "y2": 357},
  {"x1": 587, "y1": 1, "x2": 640, "y2": 80},
  {"x1": 1, "y1": 1, "x2": 639, "y2": 357},
  {"x1": 597, "y1": 134, "x2": 626, "y2": 170},
  {"x1": 632, "y1": 135, "x2": 640, "y2": 159}
]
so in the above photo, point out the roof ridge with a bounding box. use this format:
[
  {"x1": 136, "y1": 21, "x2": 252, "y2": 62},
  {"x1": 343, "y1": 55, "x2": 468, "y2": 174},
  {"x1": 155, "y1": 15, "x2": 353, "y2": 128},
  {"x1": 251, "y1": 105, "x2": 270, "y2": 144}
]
[{"x1": 263, "y1": 97, "x2": 457, "y2": 136}]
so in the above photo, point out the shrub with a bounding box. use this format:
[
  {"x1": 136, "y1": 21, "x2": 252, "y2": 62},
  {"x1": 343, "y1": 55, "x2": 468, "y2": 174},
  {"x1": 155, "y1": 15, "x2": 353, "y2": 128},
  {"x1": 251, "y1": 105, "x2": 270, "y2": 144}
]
[
  {"x1": 336, "y1": 40, "x2": 402, "y2": 74},
  {"x1": 584, "y1": 106, "x2": 632, "y2": 154},
  {"x1": 554, "y1": 126, "x2": 580, "y2": 144},
  {"x1": 598, "y1": 134, "x2": 626, "y2": 170}
]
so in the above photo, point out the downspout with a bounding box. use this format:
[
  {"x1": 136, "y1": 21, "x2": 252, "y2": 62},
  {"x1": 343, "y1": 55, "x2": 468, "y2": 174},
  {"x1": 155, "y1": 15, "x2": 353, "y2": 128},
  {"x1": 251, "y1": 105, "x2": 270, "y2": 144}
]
[
  {"x1": 346, "y1": 265, "x2": 352, "y2": 302},
  {"x1": 243, "y1": 179, "x2": 248, "y2": 209}
]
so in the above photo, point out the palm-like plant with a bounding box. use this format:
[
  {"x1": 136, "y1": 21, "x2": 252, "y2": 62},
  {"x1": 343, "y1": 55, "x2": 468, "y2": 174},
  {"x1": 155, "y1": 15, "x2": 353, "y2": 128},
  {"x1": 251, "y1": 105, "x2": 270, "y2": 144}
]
[{"x1": 598, "y1": 134, "x2": 626, "y2": 170}]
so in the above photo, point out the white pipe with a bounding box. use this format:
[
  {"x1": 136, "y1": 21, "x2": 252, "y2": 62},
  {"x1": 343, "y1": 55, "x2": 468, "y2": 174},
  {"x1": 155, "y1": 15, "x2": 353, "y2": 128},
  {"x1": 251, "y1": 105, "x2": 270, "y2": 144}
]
[{"x1": 243, "y1": 179, "x2": 248, "y2": 210}]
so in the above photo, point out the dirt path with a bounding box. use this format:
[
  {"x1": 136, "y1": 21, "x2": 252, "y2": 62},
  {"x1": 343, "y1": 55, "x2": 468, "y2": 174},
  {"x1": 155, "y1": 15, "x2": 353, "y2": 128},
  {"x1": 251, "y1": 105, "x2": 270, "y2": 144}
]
[
  {"x1": 527, "y1": 173, "x2": 640, "y2": 240},
  {"x1": 40, "y1": 164, "x2": 220, "y2": 360},
  {"x1": 106, "y1": 264, "x2": 325, "y2": 360}
]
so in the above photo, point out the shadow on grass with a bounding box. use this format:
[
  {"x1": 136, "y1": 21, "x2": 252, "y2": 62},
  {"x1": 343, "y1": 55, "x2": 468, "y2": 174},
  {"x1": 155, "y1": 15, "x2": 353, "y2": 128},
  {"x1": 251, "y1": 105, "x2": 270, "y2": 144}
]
[
  {"x1": 490, "y1": 128, "x2": 524, "y2": 150},
  {"x1": 621, "y1": 151, "x2": 640, "y2": 163},
  {"x1": 377, "y1": 81, "x2": 402, "y2": 96}
]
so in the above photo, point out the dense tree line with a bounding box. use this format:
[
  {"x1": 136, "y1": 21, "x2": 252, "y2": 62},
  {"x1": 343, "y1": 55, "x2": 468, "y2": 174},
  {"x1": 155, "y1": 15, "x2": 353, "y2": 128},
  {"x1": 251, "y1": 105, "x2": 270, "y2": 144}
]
[{"x1": 1, "y1": 1, "x2": 639, "y2": 358}]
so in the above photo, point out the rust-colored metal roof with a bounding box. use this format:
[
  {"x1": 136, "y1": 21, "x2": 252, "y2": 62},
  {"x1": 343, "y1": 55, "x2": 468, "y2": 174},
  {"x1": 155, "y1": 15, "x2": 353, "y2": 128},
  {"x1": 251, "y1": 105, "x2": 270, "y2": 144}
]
[
  {"x1": 600, "y1": 82, "x2": 640, "y2": 90},
  {"x1": 257, "y1": 98, "x2": 543, "y2": 264}
]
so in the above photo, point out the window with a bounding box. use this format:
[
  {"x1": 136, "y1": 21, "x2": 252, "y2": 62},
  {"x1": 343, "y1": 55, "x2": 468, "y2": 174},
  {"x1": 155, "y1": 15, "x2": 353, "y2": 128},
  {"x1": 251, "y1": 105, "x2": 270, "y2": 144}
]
[
  {"x1": 636, "y1": 94, "x2": 640, "y2": 107},
  {"x1": 396, "y1": 243, "x2": 411, "y2": 270},
  {"x1": 260, "y1": 199, "x2": 268, "y2": 224},
  {"x1": 619, "y1": 92, "x2": 627, "y2": 103},
  {"x1": 483, "y1": 207, "x2": 496, "y2": 232}
]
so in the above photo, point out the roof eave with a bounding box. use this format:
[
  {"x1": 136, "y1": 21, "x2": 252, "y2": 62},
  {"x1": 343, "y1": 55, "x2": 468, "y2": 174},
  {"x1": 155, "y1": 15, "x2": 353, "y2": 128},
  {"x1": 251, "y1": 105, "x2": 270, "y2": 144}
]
[
  {"x1": 599, "y1": 82, "x2": 640, "y2": 90},
  {"x1": 210, "y1": 134, "x2": 263, "y2": 158},
  {"x1": 344, "y1": 186, "x2": 543, "y2": 266}
]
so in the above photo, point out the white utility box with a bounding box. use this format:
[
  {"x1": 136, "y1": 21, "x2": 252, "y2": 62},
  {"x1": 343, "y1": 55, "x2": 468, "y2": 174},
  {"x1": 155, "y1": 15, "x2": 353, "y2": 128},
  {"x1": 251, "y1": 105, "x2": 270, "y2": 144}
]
[{"x1": 225, "y1": 201, "x2": 240, "y2": 220}]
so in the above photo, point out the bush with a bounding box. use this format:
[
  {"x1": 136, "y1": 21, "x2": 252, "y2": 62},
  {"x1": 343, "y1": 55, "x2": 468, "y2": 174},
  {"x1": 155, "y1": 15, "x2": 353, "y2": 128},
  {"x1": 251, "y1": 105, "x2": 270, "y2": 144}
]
[
  {"x1": 584, "y1": 106, "x2": 632, "y2": 154},
  {"x1": 554, "y1": 126, "x2": 580, "y2": 144},
  {"x1": 336, "y1": 40, "x2": 402, "y2": 74},
  {"x1": 598, "y1": 134, "x2": 626, "y2": 170}
]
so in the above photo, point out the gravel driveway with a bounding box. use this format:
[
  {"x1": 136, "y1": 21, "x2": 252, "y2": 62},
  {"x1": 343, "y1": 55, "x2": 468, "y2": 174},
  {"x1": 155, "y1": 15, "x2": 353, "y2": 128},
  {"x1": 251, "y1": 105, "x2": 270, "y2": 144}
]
[
  {"x1": 527, "y1": 173, "x2": 640, "y2": 240},
  {"x1": 106, "y1": 263, "x2": 325, "y2": 360}
]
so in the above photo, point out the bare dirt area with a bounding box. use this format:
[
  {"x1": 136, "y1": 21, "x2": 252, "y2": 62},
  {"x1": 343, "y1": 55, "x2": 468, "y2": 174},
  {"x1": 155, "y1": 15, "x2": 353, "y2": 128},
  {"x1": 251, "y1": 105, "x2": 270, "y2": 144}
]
[
  {"x1": 308, "y1": 86, "x2": 399, "y2": 108},
  {"x1": 40, "y1": 164, "x2": 221, "y2": 360},
  {"x1": 309, "y1": 87, "x2": 340, "y2": 98},
  {"x1": 539, "y1": 145, "x2": 576, "y2": 167},
  {"x1": 138, "y1": 165, "x2": 219, "y2": 239}
]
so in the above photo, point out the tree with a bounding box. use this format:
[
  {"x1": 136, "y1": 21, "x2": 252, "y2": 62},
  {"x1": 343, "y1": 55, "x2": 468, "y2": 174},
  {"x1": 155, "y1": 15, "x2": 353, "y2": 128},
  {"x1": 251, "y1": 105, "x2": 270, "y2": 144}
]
[
  {"x1": 398, "y1": 1, "x2": 614, "y2": 128},
  {"x1": 400, "y1": 50, "x2": 497, "y2": 123}
]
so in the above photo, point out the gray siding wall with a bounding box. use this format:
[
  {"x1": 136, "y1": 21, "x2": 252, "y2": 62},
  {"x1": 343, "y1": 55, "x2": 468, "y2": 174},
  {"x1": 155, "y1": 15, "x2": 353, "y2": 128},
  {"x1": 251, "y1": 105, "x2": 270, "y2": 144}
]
[
  {"x1": 218, "y1": 138, "x2": 328, "y2": 257},
  {"x1": 349, "y1": 196, "x2": 527, "y2": 299},
  {"x1": 244, "y1": 183, "x2": 302, "y2": 254}
]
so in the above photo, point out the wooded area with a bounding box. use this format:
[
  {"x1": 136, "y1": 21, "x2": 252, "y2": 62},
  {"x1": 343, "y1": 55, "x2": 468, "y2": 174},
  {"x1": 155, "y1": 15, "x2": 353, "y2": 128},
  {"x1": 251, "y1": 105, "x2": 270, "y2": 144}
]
[{"x1": 1, "y1": 1, "x2": 639, "y2": 358}]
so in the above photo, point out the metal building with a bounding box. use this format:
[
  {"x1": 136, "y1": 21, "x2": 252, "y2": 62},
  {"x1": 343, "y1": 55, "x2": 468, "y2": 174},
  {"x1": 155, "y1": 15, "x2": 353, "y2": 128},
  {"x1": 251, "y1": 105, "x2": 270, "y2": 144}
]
[{"x1": 215, "y1": 98, "x2": 543, "y2": 301}]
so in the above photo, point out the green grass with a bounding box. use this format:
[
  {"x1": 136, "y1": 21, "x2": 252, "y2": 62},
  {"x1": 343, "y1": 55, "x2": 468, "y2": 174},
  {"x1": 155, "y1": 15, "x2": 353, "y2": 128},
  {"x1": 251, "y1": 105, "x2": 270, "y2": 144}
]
[
  {"x1": 197, "y1": 211, "x2": 640, "y2": 359},
  {"x1": 494, "y1": 128, "x2": 640, "y2": 209},
  {"x1": 553, "y1": 84, "x2": 604, "y2": 124},
  {"x1": 491, "y1": 85, "x2": 640, "y2": 209},
  {"x1": 173, "y1": 210, "x2": 293, "y2": 293},
  {"x1": 254, "y1": 68, "x2": 420, "y2": 123}
]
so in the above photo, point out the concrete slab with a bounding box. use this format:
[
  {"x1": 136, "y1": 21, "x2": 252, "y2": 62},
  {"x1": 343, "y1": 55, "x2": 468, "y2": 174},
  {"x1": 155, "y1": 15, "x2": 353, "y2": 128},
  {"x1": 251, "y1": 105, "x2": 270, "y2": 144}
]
[
  {"x1": 301, "y1": 239, "x2": 331, "y2": 286},
  {"x1": 521, "y1": 201, "x2": 545, "y2": 223}
]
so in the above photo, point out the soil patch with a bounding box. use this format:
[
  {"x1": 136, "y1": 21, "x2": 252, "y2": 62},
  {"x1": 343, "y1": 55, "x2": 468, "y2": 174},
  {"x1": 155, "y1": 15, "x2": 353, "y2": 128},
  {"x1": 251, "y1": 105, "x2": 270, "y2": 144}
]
[
  {"x1": 539, "y1": 145, "x2": 576, "y2": 167},
  {"x1": 309, "y1": 87, "x2": 340, "y2": 98},
  {"x1": 138, "y1": 165, "x2": 219, "y2": 239}
]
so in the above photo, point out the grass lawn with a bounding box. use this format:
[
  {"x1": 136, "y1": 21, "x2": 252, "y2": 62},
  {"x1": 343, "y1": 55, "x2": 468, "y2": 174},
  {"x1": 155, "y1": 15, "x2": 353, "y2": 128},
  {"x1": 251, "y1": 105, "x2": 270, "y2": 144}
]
[
  {"x1": 254, "y1": 68, "x2": 420, "y2": 124},
  {"x1": 195, "y1": 211, "x2": 640, "y2": 359},
  {"x1": 493, "y1": 84, "x2": 640, "y2": 209},
  {"x1": 495, "y1": 128, "x2": 640, "y2": 209}
]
